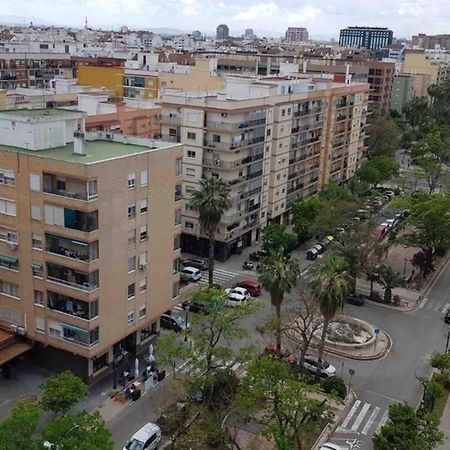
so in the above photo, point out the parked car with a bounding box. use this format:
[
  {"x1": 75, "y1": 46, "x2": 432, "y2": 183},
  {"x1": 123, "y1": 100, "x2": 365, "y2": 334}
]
[
  {"x1": 313, "y1": 243, "x2": 325, "y2": 254},
  {"x1": 380, "y1": 221, "x2": 393, "y2": 230},
  {"x1": 123, "y1": 423, "x2": 161, "y2": 450},
  {"x1": 445, "y1": 310, "x2": 450, "y2": 324},
  {"x1": 306, "y1": 247, "x2": 319, "y2": 261},
  {"x1": 182, "y1": 300, "x2": 210, "y2": 314},
  {"x1": 232, "y1": 279, "x2": 261, "y2": 297},
  {"x1": 319, "y1": 444, "x2": 345, "y2": 450},
  {"x1": 181, "y1": 258, "x2": 208, "y2": 271},
  {"x1": 160, "y1": 314, "x2": 189, "y2": 332},
  {"x1": 385, "y1": 218, "x2": 397, "y2": 228},
  {"x1": 383, "y1": 190, "x2": 395, "y2": 199},
  {"x1": 180, "y1": 267, "x2": 202, "y2": 282},
  {"x1": 347, "y1": 293, "x2": 368, "y2": 306},
  {"x1": 303, "y1": 355, "x2": 336, "y2": 378},
  {"x1": 225, "y1": 287, "x2": 250, "y2": 307}
]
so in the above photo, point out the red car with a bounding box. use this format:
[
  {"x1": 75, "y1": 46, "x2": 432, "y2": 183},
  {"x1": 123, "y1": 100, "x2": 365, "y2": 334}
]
[{"x1": 232, "y1": 279, "x2": 261, "y2": 297}]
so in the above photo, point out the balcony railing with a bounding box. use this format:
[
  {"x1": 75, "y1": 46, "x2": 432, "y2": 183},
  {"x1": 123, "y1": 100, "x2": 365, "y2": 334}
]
[
  {"x1": 293, "y1": 107, "x2": 322, "y2": 117},
  {"x1": 160, "y1": 115, "x2": 181, "y2": 125},
  {"x1": 205, "y1": 117, "x2": 266, "y2": 131},
  {"x1": 45, "y1": 234, "x2": 98, "y2": 262},
  {"x1": 48, "y1": 291, "x2": 98, "y2": 321},
  {"x1": 240, "y1": 186, "x2": 262, "y2": 199},
  {"x1": 46, "y1": 263, "x2": 99, "y2": 292},
  {"x1": 43, "y1": 174, "x2": 97, "y2": 201},
  {"x1": 246, "y1": 170, "x2": 263, "y2": 180}
]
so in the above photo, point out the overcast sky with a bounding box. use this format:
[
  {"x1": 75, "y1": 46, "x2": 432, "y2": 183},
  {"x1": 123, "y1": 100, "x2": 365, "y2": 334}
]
[{"x1": 1, "y1": 0, "x2": 449, "y2": 38}]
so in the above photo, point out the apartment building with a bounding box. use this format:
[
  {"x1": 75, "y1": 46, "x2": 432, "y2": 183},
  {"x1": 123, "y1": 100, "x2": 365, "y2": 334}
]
[
  {"x1": 0, "y1": 109, "x2": 182, "y2": 382},
  {"x1": 339, "y1": 27, "x2": 393, "y2": 50},
  {"x1": 160, "y1": 76, "x2": 369, "y2": 261},
  {"x1": 367, "y1": 61, "x2": 395, "y2": 112},
  {"x1": 285, "y1": 27, "x2": 309, "y2": 43}
]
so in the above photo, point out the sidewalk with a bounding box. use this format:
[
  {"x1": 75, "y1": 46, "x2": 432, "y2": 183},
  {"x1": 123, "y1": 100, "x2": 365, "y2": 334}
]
[{"x1": 436, "y1": 396, "x2": 450, "y2": 450}]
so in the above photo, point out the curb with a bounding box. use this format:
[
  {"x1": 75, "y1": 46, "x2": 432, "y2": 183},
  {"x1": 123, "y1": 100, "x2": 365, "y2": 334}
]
[
  {"x1": 365, "y1": 298, "x2": 417, "y2": 313},
  {"x1": 420, "y1": 250, "x2": 450, "y2": 301}
]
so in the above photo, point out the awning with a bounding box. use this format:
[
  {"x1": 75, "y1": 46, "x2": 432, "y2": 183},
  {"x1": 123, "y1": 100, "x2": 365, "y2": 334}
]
[
  {"x1": 0, "y1": 254, "x2": 18, "y2": 264},
  {"x1": 45, "y1": 233, "x2": 88, "y2": 246},
  {"x1": 62, "y1": 323, "x2": 88, "y2": 334},
  {"x1": 0, "y1": 341, "x2": 33, "y2": 366},
  {"x1": 31, "y1": 263, "x2": 43, "y2": 270}
]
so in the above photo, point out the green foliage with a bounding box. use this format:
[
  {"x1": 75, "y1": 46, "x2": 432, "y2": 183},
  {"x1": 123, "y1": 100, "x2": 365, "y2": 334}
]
[
  {"x1": 43, "y1": 410, "x2": 114, "y2": 450},
  {"x1": 428, "y1": 79, "x2": 450, "y2": 125},
  {"x1": 262, "y1": 224, "x2": 298, "y2": 254},
  {"x1": 291, "y1": 196, "x2": 322, "y2": 242},
  {"x1": 366, "y1": 115, "x2": 401, "y2": 159},
  {"x1": 356, "y1": 157, "x2": 399, "y2": 187},
  {"x1": 40, "y1": 371, "x2": 88, "y2": 414},
  {"x1": 374, "y1": 264, "x2": 404, "y2": 304},
  {"x1": 203, "y1": 368, "x2": 240, "y2": 412},
  {"x1": 431, "y1": 352, "x2": 450, "y2": 372},
  {"x1": 0, "y1": 401, "x2": 42, "y2": 450},
  {"x1": 373, "y1": 402, "x2": 443, "y2": 450},
  {"x1": 238, "y1": 357, "x2": 333, "y2": 450},
  {"x1": 403, "y1": 96, "x2": 430, "y2": 128},
  {"x1": 320, "y1": 376, "x2": 347, "y2": 399}
]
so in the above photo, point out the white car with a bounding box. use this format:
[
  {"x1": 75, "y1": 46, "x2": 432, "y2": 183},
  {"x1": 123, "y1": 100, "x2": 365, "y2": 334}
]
[
  {"x1": 319, "y1": 444, "x2": 345, "y2": 450},
  {"x1": 180, "y1": 266, "x2": 202, "y2": 282},
  {"x1": 385, "y1": 218, "x2": 397, "y2": 228},
  {"x1": 303, "y1": 355, "x2": 336, "y2": 378},
  {"x1": 225, "y1": 287, "x2": 250, "y2": 307},
  {"x1": 123, "y1": 423, "x2": 161, "y2": 450}
]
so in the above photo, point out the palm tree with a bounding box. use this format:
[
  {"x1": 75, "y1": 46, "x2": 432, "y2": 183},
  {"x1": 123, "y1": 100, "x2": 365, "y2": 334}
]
[
  {"x1": 374, "y1": 264, "x2": 404, "y2": 304},
  {"x1": 190, "y1": 177, "x2": 231, "y2": 286},
  {"x1": 257, "y1": 252, "x2": 300, "y2": 354},
  {"x1": 309, "y1": 256, "x2": 352, "y2": 373}
]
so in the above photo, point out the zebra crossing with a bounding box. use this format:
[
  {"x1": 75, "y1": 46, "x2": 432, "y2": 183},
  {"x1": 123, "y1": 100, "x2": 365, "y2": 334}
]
[
  {"x1": 198, "y1": 268, "x2": 243, "y2": 285},
  {"x1": 336, "y1": 400, "x2": 389, "y2": 437},
  {"x1": 176, "y1": 354, "x2": 244, "y2": 379},
  {"x1": 419, "y1": 296, "x2": 450, "y2": 314}
]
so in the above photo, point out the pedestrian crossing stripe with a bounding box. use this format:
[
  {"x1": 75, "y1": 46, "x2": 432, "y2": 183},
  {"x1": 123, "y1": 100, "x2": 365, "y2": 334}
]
[
  {"x1": 337, "y1": 401, "x2": 388, "y2": 437},
  {"x1": 199, "y1": 268, "x2": 241, "y2": 283},
  {"x1": 361, "y1": 406, "x2": 380, "y2": 435},
  {"x1": 374, "y1": 410, "x2": 389, "y2": 434}
]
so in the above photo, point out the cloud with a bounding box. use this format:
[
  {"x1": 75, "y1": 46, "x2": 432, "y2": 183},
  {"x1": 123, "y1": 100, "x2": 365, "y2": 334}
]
[
  {"x1": 234, "y1": 2, "x2": 279, "y2": 21},
  {"x1": 180, "y1": 0, "x2": 201, "y2": 16},
  {"x1": 287, "y1": 6, "x2": 321, "y2": 23},
  {"x1": 398, "y1": 2, "x2": 423, "y2": 16}
]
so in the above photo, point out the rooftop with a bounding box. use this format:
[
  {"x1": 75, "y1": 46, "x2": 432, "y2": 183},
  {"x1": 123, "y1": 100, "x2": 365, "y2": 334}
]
[
  {"x1": 0, "y1": 108, "x2": 84, "y2": 122},
  {"x1": 0, "y1": 132, "x2": 179, "y2": 165}
]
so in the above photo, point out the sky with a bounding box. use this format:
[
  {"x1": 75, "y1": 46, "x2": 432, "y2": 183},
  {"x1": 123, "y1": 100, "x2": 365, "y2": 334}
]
[{"x1": 1, "y1": 0, "x2": 450, "y2": 38}]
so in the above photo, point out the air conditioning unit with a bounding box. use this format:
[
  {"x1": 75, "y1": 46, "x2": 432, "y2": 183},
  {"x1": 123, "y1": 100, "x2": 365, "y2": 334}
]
[
  {"x1": 17, "y1": 327, "x2": 26, "y2": 336},
  {"x1": 139, "y1": 264, "x2": 147, "y2": 270},
  {"x1": 10, "y1": 324, "x2": 18, "y2": 333},
  {"x1": 8, "y1": 242, "x2": 18, "y2": 251},
  {"x1": 105, "y1": 132, "x2": 113, "y2": 140}
]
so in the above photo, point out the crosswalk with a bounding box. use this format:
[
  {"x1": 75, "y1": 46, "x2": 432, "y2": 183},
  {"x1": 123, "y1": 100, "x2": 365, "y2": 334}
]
[
  {"x1": 198, "y1": 268, "x2": 242, "y2": 285},
  {"x1": 419, "y1": 297, "x2": 450, "y2": 314},
  {"x1": 176, "y1": 354, "x2": 244, "y2": 379},
  {"x1": 337, "y1": 400, "x2": 389, "y2": 436}
]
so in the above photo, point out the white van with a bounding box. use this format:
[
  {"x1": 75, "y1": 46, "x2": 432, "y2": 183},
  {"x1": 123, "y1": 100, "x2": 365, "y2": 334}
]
[
  {"x1": 180, "y1": 266, "x2": 202, "y2": 282},
  {"x1": 123, "y1": 423, "x2": 161, "y2": 450}
]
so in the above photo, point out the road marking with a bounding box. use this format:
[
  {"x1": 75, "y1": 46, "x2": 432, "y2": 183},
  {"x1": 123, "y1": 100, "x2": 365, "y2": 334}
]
[
  {"x1": 361, "y1": 406, "x2": 380, "y2": 435},
  {"x1": 442, "y1": 303, "x2": 450, "y2": 314},
  {"x1": 419, "y1": 297, "x2": 429, "y2": 309},
  {"x1": 374, "y1": 410, "x2": 389, "y2": 435},
  {"x1": 339, "y1": 400, "x2": 361, "y2": 429},
  {"x1": 351, "y1": 403, "x2": 371, "y2": 432}
]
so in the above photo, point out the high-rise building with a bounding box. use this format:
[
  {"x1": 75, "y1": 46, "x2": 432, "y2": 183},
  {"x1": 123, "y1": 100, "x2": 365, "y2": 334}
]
[
  {"x1": 390, "y1": 74, "x2": 413, "y2": 115},
  {"x1": 412, "y1": 34, "x2": 450, "y2": 50},
  {"x1": 339, "y1": 27, "x2": 393, "y2": 49},
  {"x1": 244, "y1": 29, "x2": 255, "y2": 40},
  {"x1": 160, "y1": 76, "x2": 369, "y2": 261},
  {"x1": 285, "y1": 27, "x2": 309, "y2": 43},
  {"x1": 192, "y1": 30, "x2": 202, "y2": 40},
  {"x1": 216, "y1": 24, "x2": 230, "y2": 40},
  {"x1": 0, "y1": 109, "x2": 183, "y2": 383},
  {"x1": 367, "y1": 61, "x2": 395, "y2": 111}
]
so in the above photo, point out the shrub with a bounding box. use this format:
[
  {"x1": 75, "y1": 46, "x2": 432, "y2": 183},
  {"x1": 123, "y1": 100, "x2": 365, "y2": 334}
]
[
  {"x1": 321, "y1": 376, "x2": 347, "y2": 399},
  {"x1": 370, "y1": 291, "x2": 383, "y2": 303},
  {"x1": 204, "y1": 369, "x2": 240, "y2": 411},
  {"x1": 392, "y1": 295, "x2": 402, "y2": 306}
]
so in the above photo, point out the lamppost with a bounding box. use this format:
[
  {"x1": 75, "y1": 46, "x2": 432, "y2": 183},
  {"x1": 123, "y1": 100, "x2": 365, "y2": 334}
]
[
  {"x1": 112, "y1": 350, "x2": 124, "y2": 390},
  {"x1": 445, "y1": 326, "x2": 450, "y2": 353},
  {"x1": 184, "y1": 308, "x2": 189, "y2": 343}
]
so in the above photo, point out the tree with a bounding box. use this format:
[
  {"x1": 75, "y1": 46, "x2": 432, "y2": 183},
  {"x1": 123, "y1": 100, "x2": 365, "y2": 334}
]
[
  {"x1": 238, "y1": 357, "x2": 333, "y2": 450},
  {"x1": 417, "y1": 157, "x2": 446, "y2": 194},
  {"x1": 356, "y1": 157, "x2": 399, "y2": 187},
  {"x1": 291, "y1": 196, "x2": 322, "y2": 243},
  {"x1": 309, "y1": 257, "x2": 352, "y2": 373},
  {"x1": 366, "y1": 115, "x2": 401, "y2": 159},
  {"x1": 403, "y1": 96, "x2": 430, "y2": 129},
  {"x1": 284, "y1": 287, "x2": 322, "y2": 368},
  {"x1": 40, "y1": 371, "x2": 88, "y2": 415},
  {"x1": 190, "y1": 177, "x2": 231, "y2": 286},
  {"x1": 257, "y1": 252, "x2": 300, "y2": 354},
  {"x1": 374, "y1": 264, "x2": 404, "y2": 304},
  {"x1": 0, "y1": 401, "x2": 42, "y2": 450},
  {"x1": 428, "y1": 79, "x2": 450, "y2": 125},
  {"x1": 155, "y1": 333, "x2": 190, "y2": 379},
  {"x1": 43, "y1": 410, "x2": 114, "y2": 450},
  {"x1": 373, "y1": 402, "x2": 443, "y2": 450},
  {"x1": 363, "y1": 240, "x2": 389, "y2": 296},
  {"x1": 262, "y1": 224, "x2": 298, "y2": 255}
]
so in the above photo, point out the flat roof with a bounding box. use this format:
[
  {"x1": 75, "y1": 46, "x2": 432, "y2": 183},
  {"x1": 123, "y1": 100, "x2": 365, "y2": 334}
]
[
  {"x1": 0, "y1": 108, "x2": 84, "y2": 121},
  {"x1": 0, "y1": 139, "x2": 177, "y2": 165}
]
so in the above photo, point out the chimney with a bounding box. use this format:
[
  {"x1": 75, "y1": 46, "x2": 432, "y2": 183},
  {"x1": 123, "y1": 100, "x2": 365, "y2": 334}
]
[
  {"x1": 302, "y1": 60, "x2": 307, "y2": 73},
  {"x1": 345, "y1": 64, "x2": 352, "y2": 85},
  {"x1": 73, "y1": 129, "x2": 87, "y2": 155}
]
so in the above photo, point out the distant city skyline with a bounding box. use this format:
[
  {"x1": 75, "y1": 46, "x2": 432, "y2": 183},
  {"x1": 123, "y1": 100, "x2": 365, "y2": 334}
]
[{"x1": 0, "y1": 0, "x2": 449, "y2": 39}]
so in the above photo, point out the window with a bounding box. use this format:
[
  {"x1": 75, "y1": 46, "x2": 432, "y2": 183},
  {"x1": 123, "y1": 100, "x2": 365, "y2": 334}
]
[
  {"x1": 187, "y1": 150, "x2": 196, "y2": 158},
  {"x1": 175, "y1": 210, "x2": 182, "y2": 226},
  {"x1": 0, "y1": 169, "x2": 15, "y2": 186},
  {"x1": 32, "y1": 233, "x2": 42, "y2": 250},
  {"x1": 140, "y1": 225, "x2": 147, "y2": 241},
  {"x1": 139, "y1": 252, "x2": 147, "y2": 268},
  {"x1": 172, "y1": 281, "x2": 180, "y2": 298},
  {"x1": 34, "y1": 290, "x2": 44, "y2": 306},
  {"x1": 128, "y1": 173, "x2": 136, "y2": 190},
  {"x1": 127, "y1": 311, "x2": 134, "y2": 325},
  {"x1": 128, "y1": 283, "x2": 135, "y2": 299},
  {"x1": 0, "y1": 199, "x2": 16, "y2": 217},
  {"x1": 186, "y1": 168, "x2": 195, "y2": 177},
  {"x1": 128, "y1": 256, "x2": 136, "y2": 273},
  {"x1": 175, "y1": 184, "x2": 182, "y2": 201},
  {"x1": 281, "y1": 109, "x2": 286, "y2": 117},
  {"x1": 175, "y1": 158, "x2": 182, "y2": 176},
  {"x1": 31, "y1": 204, "x2": 41, "y2": 221},
  {"x1": 128, "y1": 229, "x2": 136, "y2": 245},
  {"x1": 87, "y1": 180, "x2": 98, "y2": 200},
  {"x1": 44, "y1": 204, "x2": 64, "y2": 226},
  {"x1": 187, "y1": 112, "x2": 198, "y2": 123},
  {"x1": 140, "y1": 198, "x2": 148, "y2": 214},
  {"x1": 0, "y1": 227, "x2": 17, "y2": 244},
  {"x1": 173, "y1": 258, "x2": 181, "y2": 275},
  {"x1": 185, "y1": 221, "x2": 194, "y2": 229},
  {"x1": 0, "y1": 280, "x2": 19, "y2": 298},
  {"x1": 266, "y1": 129, "x2": 271, "y2": 137},
  {"x1": 174, "y1": 234, "x2": 181, "y2": 250},
  {"x1": 139, "y1": 305, "x2": 146, "y2": 318},
  {"x1": 30, "y1": 174, "x2": 41, "y2": 191},
  {"x1": 187, "y1": 132, "x2": 196, "y2": 140},
  {"x1": 139, "y1": 278, "x2": 147, "y2": 292},
  {"x1": 32, "y1": 263, "x2": 43, "y2": 278},
  {"x1": 213, "y1": 134, "x2": 221, "y2": 143},
  {"x1": 36, "y1": 317, "x2": 46, "y2": 333},
  {"x1": 185, "y1": 204, "x2": 194, "y2": 212},
  {"x1": 140, "y1": 170, "x2": 148, "y2": 187},
  {"x1": 128, "y1": 204, "x2": 136, "y2": 218}
]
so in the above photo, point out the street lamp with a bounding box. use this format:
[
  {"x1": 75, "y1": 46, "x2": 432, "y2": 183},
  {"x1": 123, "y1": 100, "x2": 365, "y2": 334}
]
[
  {"x1": 445, "y1": 326, "x2": 450, "y2": 353},
  {"x1": 184, "y1": 308, "x2": 189, "y2": 342},
  {"x1": 112, "y1": 350, "x2": 124, "y2": 390}
]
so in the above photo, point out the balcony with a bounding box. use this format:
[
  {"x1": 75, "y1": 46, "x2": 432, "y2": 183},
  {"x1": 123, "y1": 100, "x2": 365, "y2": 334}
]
[
  {"x1": 48, "y1": 291, "x2": 98, "y2": 321},
  {"x1": 44, "y1": 207, "x2": 98, "y2": 233},
  {"x1": 161, "y1": 115, "x2": 181, "y2": 126},
  {"x1": 240, "y1": 186, "x2": 262, "y2": 199},
  {"x1": 293, "y1": 107, "x2": 322, "y2": 117},
  {"x1": 0, "y1": 254, "x2": 18, "y2": 270},
  {"x1": 46, "y1": 262, "x2": 99, "y2": 292},
  {"x1": 205, "y1": 117, "x2": 266, "y2": 131},
  {"x1": 246, "y1": 170, "x2": 263, "y2": 180},
  {"x1": 45, "y1": 234, "x2": 98, "y2": 262},
  {"x1": 59, "y1": 324, "x2": 99, "y2": 347},
  {"x1": 203, "y1": 135, "x2": 265, "y2": 151},
  {"x1": 203, "y1": 152, "x2": 264, "y2": 170},
  {"x1": 175, "y1": 185, "x2": 182, "y2": 202},
  {"x1": 160, "y1": 134, "x2": 180, "y2": 143},
  {"x1": 43, "y1": 174, "x2": 97, "y2": 201}
]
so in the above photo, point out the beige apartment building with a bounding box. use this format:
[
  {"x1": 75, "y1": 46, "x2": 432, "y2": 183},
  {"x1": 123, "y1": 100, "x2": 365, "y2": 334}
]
[
  {"x1": 0, "y1": 109, "x2": 183, "y2": 382},
  {"x1": 160, "y1": 76, "x2": 369, "y2": 261}
]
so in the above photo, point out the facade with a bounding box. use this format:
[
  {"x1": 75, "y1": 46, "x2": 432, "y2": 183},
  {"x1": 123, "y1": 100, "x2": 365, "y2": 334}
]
[
  {"x1": 367, "y1": 61, "x2": 395, "y2": 112},
  {"x1": 160, "y1": 76, "x2": 369, "y2": 261},
  {"x1": 216, "y1": 24, "x2": 230, "y2": 40},
  {"x1": 412, "y1": 34, "x2": 450, "y2": 50},
  {"x1": 339, "y1": 27, "x2": 393, "y2": 50},
  {"x1": 77, "y1": 65, "x2": 125, "y2": 99},
  {"x1": 390, "y1": 74, "x2": 413, "y2": 114},
  {"x1": 402, "y1": 50, "x2": 450, "y2": 86},
  {"x1": 0, "y1": 109, "x2": 182, "y2": 382},
  {"x1": 285, "y1": 27, "x2": 309, "y2": 43}
]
